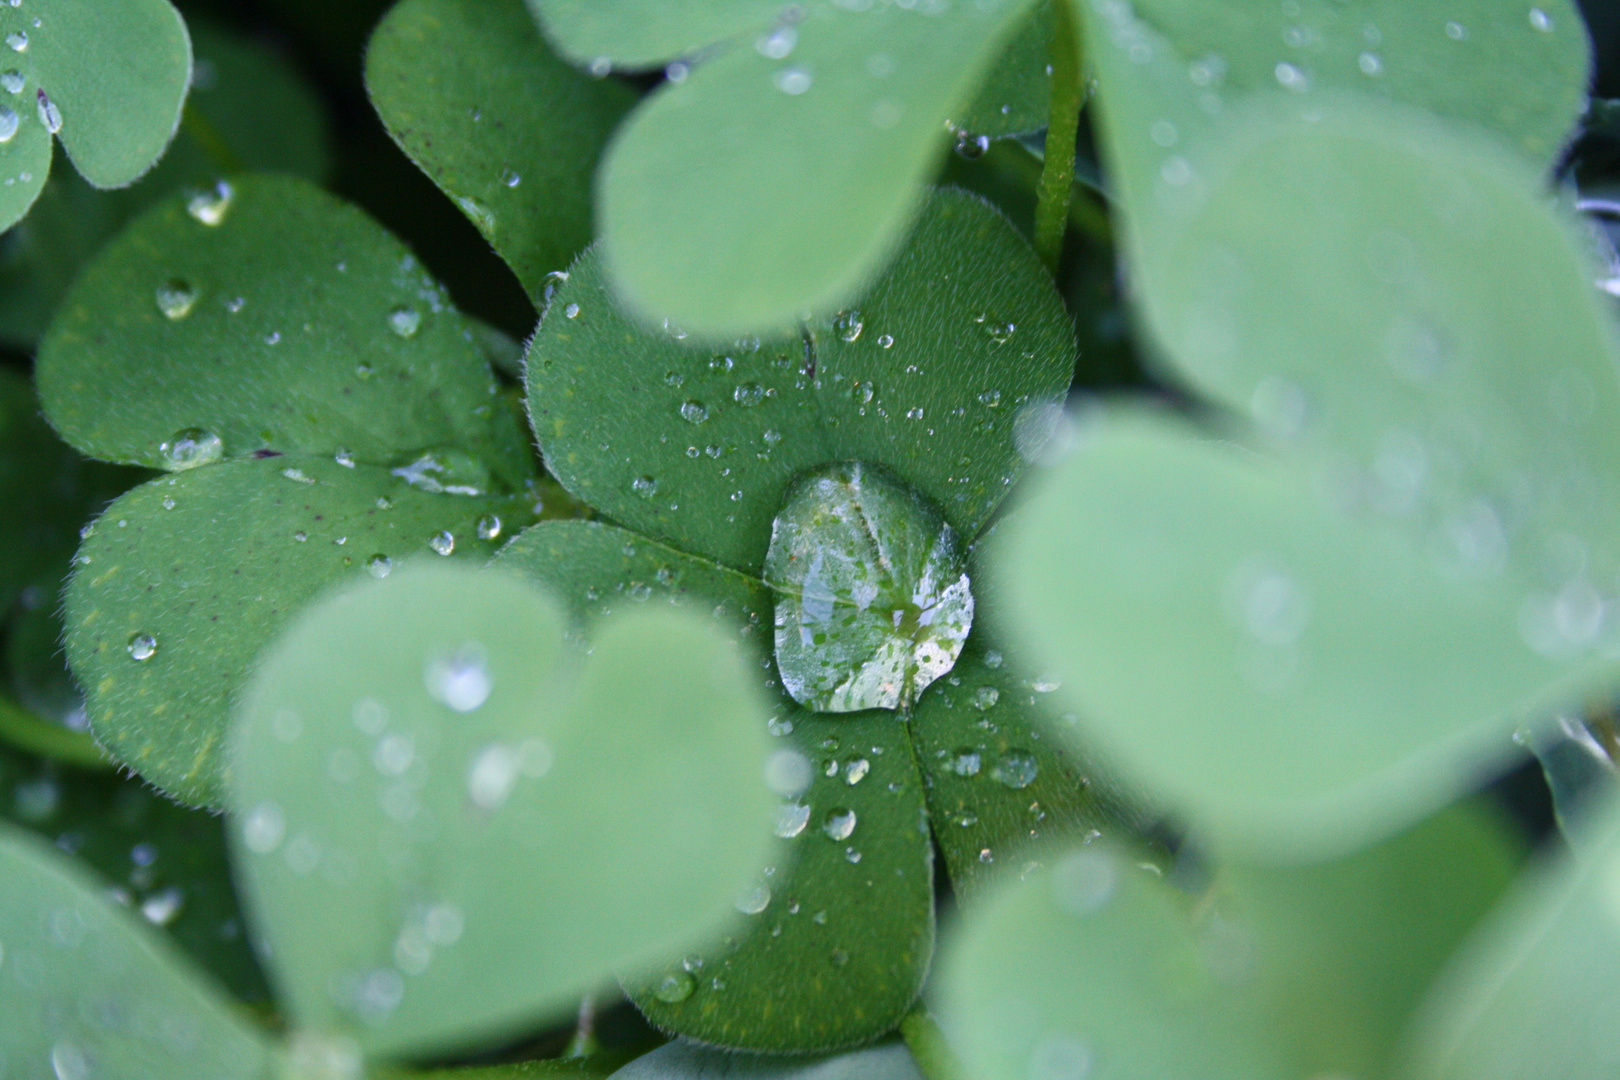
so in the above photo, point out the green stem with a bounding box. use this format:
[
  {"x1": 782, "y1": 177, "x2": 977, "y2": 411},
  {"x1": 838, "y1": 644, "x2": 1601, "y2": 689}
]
[
  {"x1": 564, "y1": 992, "x2": 601, "y2": 1058},
  {"x1": 180, "y1": 102, "x2": 246, "y2": 176},
  {"x1": 0, "y1": 695, "x2": 110, "y2": 770},
  {"x1": 900, "y1": 1006, "x2": 967, "y2": 1080},
  {"x1": 1033, "y1": 0, "x2": 1085, "y2": 274}
]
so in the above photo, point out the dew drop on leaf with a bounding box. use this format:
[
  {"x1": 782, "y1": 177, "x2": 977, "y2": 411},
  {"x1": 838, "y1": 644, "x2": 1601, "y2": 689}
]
[
  {"x1": 654, "y1": 971, "x2": 695, "y2": 1003},
  {"x1": 366, "y1": 554, "x2": 393, "y2": 579},
  {"x1": 950, "y1": 749, "x2": 981, "y2": 777},
  {"x1": 158, "y1": 427, "x2": 223, "y2": 469},
  {"x1": 679, "y1": 399, "x2": 710, "y2": 424},
  {"x1": 155, "y1": 278, "x2": 198, "y2": 320},
  {"x1": 833, "y1": 309, "x2": 864, "y2": 342},
  {"x1": 733, "y1": 884, "x2": 771, "y2": 915},
  {"x1": 765, "y1": 462, "x2": 974, "y2": 712},
  {"x1": 631, "y1": 474, "x2": 658, "y2": 498},
  {"x1": 0, "y1": 105, "x2": 16, "y2": 143},
  {"x1": 476, "y1": 514, "x2": 502, "y2": 541},
  {"x1": 955, "y1": 130, "x2": 989, "y2": 158},
  {"x1": 822, "y1": 808, "x2": 857, "y2": 841},
  {"x1": 775, "y1": 801, "x2": 811, "y2": 838},
  {"x1": 425, "y1": 643, "x2": 493, "y2": 713},
  {"x1": 734, "y1": 382, "x2": 766, "y2": 407},
  {"x1": 0, "y1": 69, "x2": 22, "y2": 94},
  {"x1": 387, "y1": 305, "x2": 422, "y2": 337},
  {"x1": 429, "y1": 531, "x2": 456, "y2": 556},
  {"x1": 127, "y1": 632, "x2": 158, "y2": 661},
  {"x1": 990, "y1": 751, "x2": 1039, "y2": 789},
  {"x1": 4, "y1": 31, "x2": 25, "y2": 52},
  {"x1": 185, "y1": 180, "x2": 235, "y2": 226}
]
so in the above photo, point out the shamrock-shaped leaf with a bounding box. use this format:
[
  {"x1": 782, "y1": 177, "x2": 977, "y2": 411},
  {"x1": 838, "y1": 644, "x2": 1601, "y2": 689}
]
[
  {"x1": 938, "y1": 804, "x2": 1521, "y2": 1080},
  {"x1": 229, "y1": 563, "x2": 775, "y2": 1060},
  {"x1": 367, "y1": 0, "x2": 634, "y2": 301},
  {"x1": 607, "y1": 1038, "x2": 923, "y2": 1080},
  {"x1": 532, "y1": 0, "x2": 1049, "y2": 335},
  {"x1": 0, "y1": 0, "x2": 192, "y2": 231},
  {"x1": 504, "y1": 192, "x2": 1137, "y2": 1049},
  {"x1": 1404, "y1": 796, "x2": 1620, "y2": 1080},
  {"x1": 0, "y1": 821, "x2": 273, "y2": 1080},
  {"x1": 994, "y1": 407, "x2": 1620, "y2": 856},
  {"x1": 37, "y1": 174, "x2": 559, "y2": 806}
]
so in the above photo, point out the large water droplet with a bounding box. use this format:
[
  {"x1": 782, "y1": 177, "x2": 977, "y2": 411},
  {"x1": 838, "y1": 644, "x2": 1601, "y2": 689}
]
[
  {"x1": 631, "y1": 474, "x2": 659, "y2": 498},
  {"x1": 734, "y1": 884, "x2": 771, "y2": 915},
  {"x1": 155, "y1": 278, "x2": 197, "y2": 320},
  {"x1": 429, "y1": 531, "x2": 456, "y2": 556},
  {"x1": 775, "y1": 801, "x2": 811, "y2": 838},
  {"x1": 765, "y1": 462, "x2": 974, "y2": 712},
  {"x1": 680, "y1": 400, "x2": 710, "y2": 424},
  {"x1": 476, "y1": 514, "x2": 502, "y2": 541},
  {"x1": 776, "y1": 67, "x2": 812, "y2": 95},
  {"x1": 734, "y1": 382, "x2": 766, "y2": 407},
  {"x1": 127, "y1": 633, "x2": 158, "y2": 661},
  {"x1": 833, "y1": 310, "x2": 864, "y2": 342},
  {"x1": 1529, "y1": 7, "x2": 1554, "y2": 31},
  {"x1": 0, "y1": 69, "x2": 22, "y2": 94},
  {"x1": 822, "y1": 808, "x2": 857, "y2": 841},
  {"x1": 4, "y1": 31, "x2": 25, "y2": 52},
  {"x1": 366, "y1": 554, "x2": 393, "y2": 579},
  {"x1": 159, "y1": 427, "x2": 223, "y2": 470},
  {"x1": 0, "y1": 105, "x2": 17, "y2": 143},
  {"x1": 991, "y1": 751, "x2": 1038, "y2": 789}
]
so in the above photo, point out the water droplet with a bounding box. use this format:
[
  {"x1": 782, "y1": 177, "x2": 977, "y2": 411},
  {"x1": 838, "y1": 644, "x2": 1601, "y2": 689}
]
[
  {"x1": 0, "y1": 106, "x2": 16, "y2": 142},
  {"x1": 242, "y1": 802, "x2": 286, "y2": 853},
  {"x1": 1358, "y1": 51, "x2": 1382, "y2": 75},
  {"x1": 4, "y1": 31, "x2": 25, "y2": 51},
  {"x1": 776, "y1": 67, "x2": 812, "y2": 95},
  {"x1": 1445, "y1": 20, "x2": 1467, "y2": 39},
  {"x1": 141, "y1": 886, "x2": 185, "y2": 926},
  {"x1": 35, "y1": 88, "x2": 58, "y2": 133},
  {"x1": 775, "y1": 801, "x2": 811, "y2": 838},
  {"x1": 950, "y1": 749, "x2": 981, "y2": 777},
  {"x1": 710, "y1": 355, "x2": 734, "y2": 373},
  {"x1": 973, "y1": 685, "x2": 1000, "y2": 710},
  {"x1": 631, "y1": 474, "x2": 659, "y2": 498},
  {"x1": 1273, "y1": 61, "x2": 1309, "y2": 91},
  {"x1": 850, "y1": 381, "x2": 876, "y2": 405},
  {"x1": 356, "y1": 362, "x2": 375, "y2": 380},
  {"x1": 455, "y1": 194, "x2": 496, "y2": 232},
  {"x1": 1529, "y1": 7, "x2": 1554, "y2": 31},
  {"x1": 0, "y1": 69, "x2": 22, "y2": 94},
  {"x1": 564, "y1": 302, "x2": 581, "y2": 319},
  {"x1": 127, "y1": 633, "x2": 158, "y2": 661},
  {"x1": 654, "y1": 971, "x2": 695, "y2": 1003},
  {"x1": 477, "y1": 514, "x2": 502, "y2": 541},
  {"x1": 387, "y1": 305, "x2": 421, "y2": 337},
  {"x1": 186, "y1": 181, "x2": 235, "y2": 226},
  {"x1": 830, "y1": 948, "x2": 849, "y2": 966},
  {"x1": 366, "y1": 554, "x2": 393, "y2": 579},
  {"x1": 501, "y1": 168, "x2": 522, "y2": 187},
  {"x1": 588, "y1": 56, "x2": 612, "y2": 76},
  {"x1": 877, "y1": 333, "x2": 895, "y2": 349},
  {"x1": 978, "y1": 390, "x2": 1002, "y2": 408},
  {"x1": 51, "y1": 1042, "x2": 88, "y2": 1080},
  {"x1": 293, "y1": 530, "x2": 308, "y2": 543},
  {"x1": 757, "y1": 25, "x2": 797, "y2": 58},
  {"x1": 734, "y1": 884, "x2": 771, "y2": 915},
  {"x1": 679, "y1": 399, "x2": 711, "y2": 425},
  {"x1": 155, "y1": 278, "x2": 197, "y2": 320},
  {"x1": 767, "y1": 462, "x2": 973, "y2": 712},
  {"x1": 763, "y1": 429, "x2": 783, "y2": 446},
  {"x1": 765, "y1": 749, "x2": 813, "y2": 795},
  {"x1": 844, "y1": 758, "x2": 870, "y2": 785},
  {"x1": 468, "y1": 744, "x2": 522, "y2": 810},
  {"x1": 822, "y1": 808, "x2": 857, "y2": 840},
  {"x1": 281, "y1": 467, "x2": 314, "y2": 484},
  {"x1": 991, "y1": 751, "x2": 1039, "y2": 789},
  {"x1": 734, "y1": 382, "x2": 766, "y2": 407},
  {"x1": 955, "y1": 130, "x2": 989, "y2": 158},
  {"x1": 974, "y1": 313, "x2": 1015, "y2": 344},
  {"x1": 426, "y1": 643, "x2": 493, "y2": 712},
  {"x1": 429, "y1": 531, "x2": 455, "y2": 556},
  {"x1": 833, "y1": 309, "x2": 864, "y2": 342}
]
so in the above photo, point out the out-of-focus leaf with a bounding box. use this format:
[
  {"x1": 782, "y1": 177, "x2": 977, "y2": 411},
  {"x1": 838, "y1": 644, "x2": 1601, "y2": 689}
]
[{"x1": 607, "y1": 1039, "x2": 922, "y2": 1080}]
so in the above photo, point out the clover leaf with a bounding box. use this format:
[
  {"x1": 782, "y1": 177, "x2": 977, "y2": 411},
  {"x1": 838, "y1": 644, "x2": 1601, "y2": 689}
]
[
  {"x1": 37, "y1": 174, "x2": 570, "y2": 807},
  {"x1": 529, "y1": 0, "x2": 1054, "y2": 336},
  {"x1": 500, "y1": 188, "x2": 1146, "y2": 1052},
  {"x1": 0, "y1": 0, "x2": 193, "y2": 232},
  {"x1": 938, "y1": 804, "x2": 1521, "y2": 1080},
  {"x1": 0, "y1": 821, "x2": 274, "y2": 1080},
  {"x1": 367, "y1": 0, "x2": 635, "y2": 302},
  {"x1": 228, "y1": 562, "x2": 776, "y2": 1060},
  {"x1": 606, "y1": 1038, "x2": 924, "y2": 1080}
]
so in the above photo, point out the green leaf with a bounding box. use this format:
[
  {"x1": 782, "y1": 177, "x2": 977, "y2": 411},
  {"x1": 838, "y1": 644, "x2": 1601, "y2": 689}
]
[
  {"x1": 228, "y1": 562, "x2": 775, "y2": 1059},
  {"x1": 607, "y1": 1039, "x2": 922, "y2": 1080},
  {"x1": 1079, "y1": 0, "x2": 1590, "y2": 212},
  {"x1": 407, "y1": 1055, "x2": 632, "y2": 1080},
  {"x1": 0, "y1": 741, "x2": 271, "y2": 1003},
  {"x1": 37, "y1": 173, "x2": 526, "y2": 483},
  {"x1": 366, "y1": 0, "x2": 634, "y2": 301},
  {"x1": 0, "y1": 821, "x2": 273, "y2": 1080},
  {"x1": 955, "y1": 0, "x2": 1054, "y2": 140},
  {"x1": 1403, "y1": 796, "x2": 1620, "y2": 1080},
  {"x1": 596, "y1": 0, "x2": 1044, "y2": 336},
  {"x1": 937, "y1": 805, "x2": 1519, "y2": 1080},
  {"x1": 1120, "y1": 96, "x2": 1620, "y2": 603},
  {"x1": 908, "y1": 637, "x2": 1151, "y2": 900},
  {"x1": 529, "y1": 187, "x2": 1074, "y2": 575},
  {"x1": 0, "y1": 0, "x2": 192, "y2": 230},
  {"x1": 64, "y1": 456, "x2": 541, "y2": 807},
  {"x1": 497, "y1": 521, "x2": 935, "y2": 1053},
  {"x1": 991, "y1": 407, "x2": 1616, "y2": 856},
  {"x1": 526, "y1": 0, "x2": 780, "y2": 70}
]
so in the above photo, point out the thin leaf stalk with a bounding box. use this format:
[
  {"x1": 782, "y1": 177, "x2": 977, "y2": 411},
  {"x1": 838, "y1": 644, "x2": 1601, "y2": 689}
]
[{"x1": 1034, "y1": 0, "x2": 1084, "y2": 273}]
